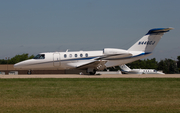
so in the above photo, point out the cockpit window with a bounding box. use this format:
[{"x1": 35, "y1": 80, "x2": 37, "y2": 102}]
[{"x1": 33, "y1": 54, "x2": 45, "y2": 59}]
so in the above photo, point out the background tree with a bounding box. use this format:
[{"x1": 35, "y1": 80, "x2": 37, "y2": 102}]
[
  {"x1": 177, "y1": 56, "x2": 180, "y2": 72},
  {"x1": 0, "y1": 54, "x2": 34, "y2": 64},
  {"x1": 157, "y1": 58, "x2": 178, "y2": 74},
  {"x1": 157, "y1": 59, "x2": 169, "y2": 74},
  {"x1": 127, "y1": 58, "x2": 158, "y2": 69}
]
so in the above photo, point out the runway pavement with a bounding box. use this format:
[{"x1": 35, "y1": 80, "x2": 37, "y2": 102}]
[{"x1": 0, "y1": 74, "x2": 180, "y2": 78}]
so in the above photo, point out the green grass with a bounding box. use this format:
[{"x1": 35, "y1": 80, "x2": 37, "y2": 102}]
[{"x1": 0, "y1": 78, "x2": 180, "y2": 113}]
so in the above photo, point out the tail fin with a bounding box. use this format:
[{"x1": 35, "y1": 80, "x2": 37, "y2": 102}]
[
  {"x1": 128, "y1": 28, "x2": 173, "y2": 52},
  {"x1": 119, "y1": 64, "x2": 131, "y2": 72}
]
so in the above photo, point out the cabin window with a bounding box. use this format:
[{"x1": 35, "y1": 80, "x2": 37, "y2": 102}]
[
  {"x1": 80, "y1": 54, "x2": 83, "y2": 57},
  {"x1": 75, "y1": 54, "x2": 77, "y2": 57},
  {"x1": 33, "y1": 54, "x2": 45, "y2": 59},
  {"x1": 64, "y1": 54, "x2": 67, "y2": 58},
  {"x1": 85, "y1": 53, "x2": 88, "y2": 57},
  {"x1": 69, "y1": 54, "x2": 72, "y2": 58}
]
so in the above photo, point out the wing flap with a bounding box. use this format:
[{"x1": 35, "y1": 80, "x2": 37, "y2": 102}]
[{"x1": 77, "y1": 60, "x2": 107, "y2": 70}]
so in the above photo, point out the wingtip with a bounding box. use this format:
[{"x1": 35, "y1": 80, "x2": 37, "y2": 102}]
[{"x1": 168, "y1": 27, "x2": 174, "y2": 30}]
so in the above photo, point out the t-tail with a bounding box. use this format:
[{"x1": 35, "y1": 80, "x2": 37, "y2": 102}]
[{"x1": 128, "y1": 28, "x2": 174, "y2": 53}]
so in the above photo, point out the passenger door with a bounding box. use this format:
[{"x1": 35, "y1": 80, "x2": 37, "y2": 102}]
[{"x1": 53, "y1": 53, "x2": 60, "y2": 67}]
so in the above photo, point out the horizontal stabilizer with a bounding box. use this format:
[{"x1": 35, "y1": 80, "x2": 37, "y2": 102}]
[{"x1": 146, "y1": 27, "x2": 174, "y2": 35}]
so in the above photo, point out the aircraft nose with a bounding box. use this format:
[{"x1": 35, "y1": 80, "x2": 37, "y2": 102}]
[
  {"x1": 14, "y1": 63, "x2": 22, "y2": 68},
  {"x1": 14, "y1": 59, "x2": 34, "y2": 69}
]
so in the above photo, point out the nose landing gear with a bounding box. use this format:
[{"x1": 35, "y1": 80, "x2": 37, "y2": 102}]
[{"x1": 27, "y1": 70, "x2": 32, "y2": 75}]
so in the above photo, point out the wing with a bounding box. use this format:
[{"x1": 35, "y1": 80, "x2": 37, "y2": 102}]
[{"x1": 76, "y1": 49, "x2": 132, "y2": 70}]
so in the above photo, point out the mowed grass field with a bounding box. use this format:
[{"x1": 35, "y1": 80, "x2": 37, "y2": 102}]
[{"x1": 0, "y1": 78, "x2": 180, "y2": 113}]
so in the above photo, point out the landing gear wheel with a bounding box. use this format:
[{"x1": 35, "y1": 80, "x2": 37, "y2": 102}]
[{"x1": 89, "y1": 70, "x2": 96, "y2": 75}]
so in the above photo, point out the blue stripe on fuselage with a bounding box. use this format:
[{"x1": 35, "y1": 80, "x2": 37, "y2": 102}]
[
  {"x1": 125, "y1": 52, "x2": 151, "y2": 59},
  {"x1": 132, "y1": 52, "x2": 151, "y2": 57}
]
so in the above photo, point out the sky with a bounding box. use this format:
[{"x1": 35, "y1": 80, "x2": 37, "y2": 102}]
[{"x1": 0, "y1": 0, "x2": 180, "y2": 61}]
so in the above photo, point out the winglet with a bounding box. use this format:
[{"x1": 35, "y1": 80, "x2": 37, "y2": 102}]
[{"x1": 146, "y1": 27, "x2": 174, "y2": 35}]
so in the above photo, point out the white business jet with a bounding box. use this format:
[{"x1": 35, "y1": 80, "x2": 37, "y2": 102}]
[
  {"x1": 120, "y1": 64, "x2": 165, "y2": 74},
  {"x1": 14, "y1": 28, "x2": 173, "y2": 74}
]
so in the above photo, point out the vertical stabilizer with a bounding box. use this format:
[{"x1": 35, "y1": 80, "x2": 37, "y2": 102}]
[{"x1": 128, "y1": 28, "x2": 173, "y2": 52}]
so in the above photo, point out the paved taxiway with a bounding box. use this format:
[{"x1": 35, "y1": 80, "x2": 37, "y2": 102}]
[{"x1": 0, "y1": 74, "x2": 180, "y2": 78}]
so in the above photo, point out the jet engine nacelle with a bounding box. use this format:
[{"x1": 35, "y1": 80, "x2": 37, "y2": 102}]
[
  {"x1": 103, "y1": 48, "x2": 132, "y2": 59},
  {"x1": 103, "y1": 48, "x2": 129, "y2": 55}
]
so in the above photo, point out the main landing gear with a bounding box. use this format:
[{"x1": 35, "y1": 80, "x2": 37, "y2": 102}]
[
  {"x1": 27, "y1": 70, "x2": 32, "y2": 75},
  {"x1": 87, "y1": 68, "x2": 96, "y2": 75}
]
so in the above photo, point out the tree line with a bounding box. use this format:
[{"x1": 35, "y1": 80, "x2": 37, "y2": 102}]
[
  {"x1": 126, "y1": 58, "x2": 179, "y2": 74},
  {"x1": 0, "y1": 53, "x2": 180, "y2": 74},
  {"x1": 0, "y1": 54, "x2": 34, "y2": 64},
  {"x1": 106, "y1": 58, "x2": 180, "y2": 74}
]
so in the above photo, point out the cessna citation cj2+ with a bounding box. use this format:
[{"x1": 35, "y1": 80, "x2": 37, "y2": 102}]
[{"x1": 14, "y1": 28, "x2": 173, "y2": 75}]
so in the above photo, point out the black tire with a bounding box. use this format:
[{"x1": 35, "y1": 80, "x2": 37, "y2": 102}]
[{"x1": 89, "y1": 70, "x2": 96, "y2": 75}]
